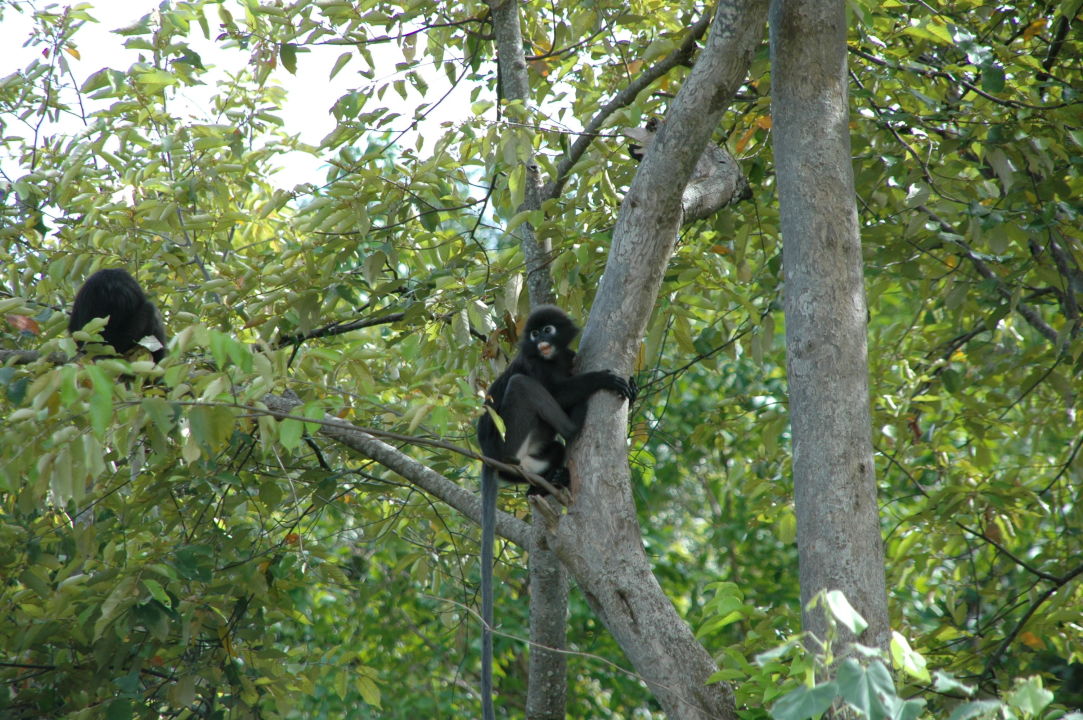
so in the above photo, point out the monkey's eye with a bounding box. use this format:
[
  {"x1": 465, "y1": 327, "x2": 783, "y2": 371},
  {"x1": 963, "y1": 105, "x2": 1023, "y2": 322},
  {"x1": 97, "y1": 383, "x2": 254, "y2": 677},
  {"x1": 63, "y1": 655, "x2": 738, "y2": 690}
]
[
  {"x1": 529, "y1": 329, "x2": 540, "y2": 341},
  {"x1": 542, "y1": 325, "x2": 556, "y2": 335}
]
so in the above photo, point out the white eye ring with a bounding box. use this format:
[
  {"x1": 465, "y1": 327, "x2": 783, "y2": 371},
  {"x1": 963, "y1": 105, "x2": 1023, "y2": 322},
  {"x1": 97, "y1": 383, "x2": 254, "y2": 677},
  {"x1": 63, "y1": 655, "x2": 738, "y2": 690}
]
[{"x1": 543, "y1": 325, "x2": 556, "y2": 334}]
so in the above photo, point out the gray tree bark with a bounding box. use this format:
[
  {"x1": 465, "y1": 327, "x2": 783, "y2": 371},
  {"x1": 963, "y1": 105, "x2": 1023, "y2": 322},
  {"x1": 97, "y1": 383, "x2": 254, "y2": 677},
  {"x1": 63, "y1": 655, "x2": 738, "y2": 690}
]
[
  {"x1": 487, "y1": 2, "x2": 568, "y2": 716},
  {"x1": 526, "y1": 521, "x2": 567, "y2": 719},
  {"x1": 270, "y1": 1, "x2": 765, "y2": 715},
  {"x1": 488, "y1": 0, "x2": 553, "y2": 308},
  {"x1": 261, "y1": 393, "x2": 532, "y2": 548},
  {"x1": 560, "y1": 1, "x2": 769, "y2": 718},
  {"x1": 769, "y1": 0, "x2": 891, "y2": 655}
]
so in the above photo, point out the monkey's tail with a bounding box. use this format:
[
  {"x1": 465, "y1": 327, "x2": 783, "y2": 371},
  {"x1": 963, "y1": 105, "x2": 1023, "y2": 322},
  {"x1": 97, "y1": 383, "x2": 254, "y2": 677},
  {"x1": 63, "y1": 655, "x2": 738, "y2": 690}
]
[{"x1": 480, "y1": 466, "x2": 496, "y2": 720}]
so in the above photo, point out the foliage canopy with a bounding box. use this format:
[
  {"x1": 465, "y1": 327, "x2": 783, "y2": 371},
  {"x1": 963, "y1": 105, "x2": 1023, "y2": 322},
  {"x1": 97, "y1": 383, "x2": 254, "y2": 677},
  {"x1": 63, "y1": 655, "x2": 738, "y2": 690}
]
[{"x1": 0, "y1": 0, "x2": 1080, "y2": 717}]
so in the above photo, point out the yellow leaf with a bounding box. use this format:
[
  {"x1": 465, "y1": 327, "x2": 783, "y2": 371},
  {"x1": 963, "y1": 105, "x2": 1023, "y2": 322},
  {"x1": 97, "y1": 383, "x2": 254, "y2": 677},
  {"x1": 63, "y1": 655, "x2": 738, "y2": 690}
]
[
  {"x1": 1023, "y1": 19, "x2": 1046, "y2": 41},
  {"x1": 736, "y1": 125, "x2": 757, "y2": 154},
  {"x1": 1019, "y1": 631, "x2": 1045, "y2": 649},
  {"x1": 64, "y1": 46, "x2": 81, "y2": 60}
]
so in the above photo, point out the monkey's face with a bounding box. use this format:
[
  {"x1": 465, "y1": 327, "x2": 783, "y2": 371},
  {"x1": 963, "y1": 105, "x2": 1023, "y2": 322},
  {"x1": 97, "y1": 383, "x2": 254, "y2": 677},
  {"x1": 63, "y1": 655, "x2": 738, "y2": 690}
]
[
  {"x1": 520, "y1": 306, "x2": 580, "y2": 361},
  {"x1": 529, "y1": 324, "x2": 559, "y2": 359}
]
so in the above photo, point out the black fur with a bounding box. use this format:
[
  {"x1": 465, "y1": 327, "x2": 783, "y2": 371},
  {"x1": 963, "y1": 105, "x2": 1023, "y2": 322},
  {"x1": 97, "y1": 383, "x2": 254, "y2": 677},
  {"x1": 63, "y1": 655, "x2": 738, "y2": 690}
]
[
  {"x1": 69, "y1": 268, "x2": 167, "y2": 362},
  {"x1": 474, "y1": 305, "x2": 635, "y2": 720}
]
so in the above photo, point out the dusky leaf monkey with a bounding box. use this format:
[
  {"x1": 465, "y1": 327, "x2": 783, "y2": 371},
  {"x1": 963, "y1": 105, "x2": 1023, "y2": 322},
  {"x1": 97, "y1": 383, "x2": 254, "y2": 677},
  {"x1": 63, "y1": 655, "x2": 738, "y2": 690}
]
[
  {"x1": 475, "y1": 305, "x2": 636, "y2": 720},
  {"x1": 69, "y1": 268, "x2": 167, "y2": 362}
]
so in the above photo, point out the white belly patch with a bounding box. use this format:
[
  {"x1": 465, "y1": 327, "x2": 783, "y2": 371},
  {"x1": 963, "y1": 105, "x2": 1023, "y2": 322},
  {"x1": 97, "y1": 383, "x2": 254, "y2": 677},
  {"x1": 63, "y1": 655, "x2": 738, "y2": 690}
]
[{"x1": 513, "y1": 432, "x2": 554, "y2": 474}]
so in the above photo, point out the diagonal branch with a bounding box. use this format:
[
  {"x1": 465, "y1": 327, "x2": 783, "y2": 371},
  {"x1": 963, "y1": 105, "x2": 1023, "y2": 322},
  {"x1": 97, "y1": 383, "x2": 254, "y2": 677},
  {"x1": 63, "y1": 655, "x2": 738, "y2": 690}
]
[
  {"x1": 543, "y1": 10, "x2": 714, "y2": 201},
  {"x1": 919, "y1": 205, "x2": 1058, "y2": 343},
  {"x1": 261, "y1": 393, "x2": 531, "y2": 549}
]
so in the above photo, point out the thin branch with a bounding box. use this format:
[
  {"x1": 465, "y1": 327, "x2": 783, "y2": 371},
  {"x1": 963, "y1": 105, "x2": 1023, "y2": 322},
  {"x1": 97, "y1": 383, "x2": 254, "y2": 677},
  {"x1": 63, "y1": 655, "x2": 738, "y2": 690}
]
[
  {"x1": 956, "y1": 523, "x2": 1059, "y2": 582},
  {"x1": 278, "y1": 312, "x2": 406, "y2": 346},
  {"x1": 978, "y1": 561, "x2": 1083, "y2": 687},
  {"x1": 260, "y1": 393, "x2": 533, "y2": 548},
  {"x1": 918, "y1": 205, "x2": 1059, "y2": 343},
  {"x1": 543, "y1": 10, "x2": 713, "y2": 201},
  {"x1": 850, "y1": 46, "x2": 1071, "y2": 111},
  {"x1": 1040, "y1": 433, "x2": 1083, "y2": 494}
]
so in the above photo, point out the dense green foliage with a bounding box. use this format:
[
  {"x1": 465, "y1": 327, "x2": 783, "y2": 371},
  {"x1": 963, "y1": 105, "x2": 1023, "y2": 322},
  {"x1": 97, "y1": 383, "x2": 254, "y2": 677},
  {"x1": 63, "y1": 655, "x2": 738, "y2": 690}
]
[{"x1": 1, "y1": 0, "x2": 1080, "y2": 718}]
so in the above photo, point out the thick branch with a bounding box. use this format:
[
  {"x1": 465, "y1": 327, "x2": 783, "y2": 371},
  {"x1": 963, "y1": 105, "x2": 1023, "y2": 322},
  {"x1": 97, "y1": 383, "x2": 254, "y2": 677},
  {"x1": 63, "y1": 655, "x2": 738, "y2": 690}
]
[
  {"x1": 582, "y1": 0, "x2": 767, "y2": 363},
  {"x1": 625, "y1": 121, "x2": 749, "y2": 223},
  {"x1": 487, "y1": 5, "x2": 569, "y2": 716},
  {"x1": 0, "y1": 349, "x2": 53, "y2": 365},
  {"x1": 526, "y1": 517, "x2": 568, "y2": 717}
]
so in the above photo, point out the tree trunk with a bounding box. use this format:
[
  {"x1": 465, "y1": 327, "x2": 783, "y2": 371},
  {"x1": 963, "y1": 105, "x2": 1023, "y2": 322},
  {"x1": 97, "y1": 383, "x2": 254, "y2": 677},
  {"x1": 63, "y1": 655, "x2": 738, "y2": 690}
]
[
  {"x1": 526, "y1": 520, "x2": 567, "y2": 719},
  {"x1": 769, "y1": 0, "x2": 891, "y2": 655},
  {"x1": 558, "y1": 2, "x2": 768, "y2": 718},
  {"x1": 488, "y1": 2, "x2": 568, "y2": 714},
  {"x1": 488, "y1": 0, "x2": 553, "y2": 307}
]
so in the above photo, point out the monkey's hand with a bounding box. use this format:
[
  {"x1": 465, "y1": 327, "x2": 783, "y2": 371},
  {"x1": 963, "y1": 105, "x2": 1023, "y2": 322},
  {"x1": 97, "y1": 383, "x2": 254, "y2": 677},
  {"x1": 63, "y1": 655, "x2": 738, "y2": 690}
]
[{"x1": 601, "y1": 371, "x2": 637, "y2": 404}]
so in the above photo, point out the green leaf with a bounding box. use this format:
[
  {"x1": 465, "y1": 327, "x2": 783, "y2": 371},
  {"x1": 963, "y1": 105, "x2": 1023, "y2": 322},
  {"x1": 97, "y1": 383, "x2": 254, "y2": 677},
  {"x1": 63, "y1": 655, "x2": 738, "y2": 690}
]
[
  {"x1": 174, "y1": 545, "x2": 214, "y2": 583},
  {"x1": 823, "y1": 590, "x2": 868, "y2": 635},
  {"x1": 933, "y1": 671, "x2": 976, "y2": 697},
  {"x1": 135, "y1": 69, "x2": 178, "y2": 89},
  {"x1": 981, "y1": 65, "x2": 1005, "y2": 93},
  {"x1": 142, "y1": 578, "x2": 172, "y2": 609},
  {"x1": 188, "y1": 405, "x2": 235, "y2": 452},
  {"x1": 280, "y1": 43, "x2": 298, "y2": 74},
  {"x1": 836, "y1": 659, "x2": 897, "y2": 719},
  {"x1": 508, "y1": 164, "x2": 525, "y2": 211},
  {"x1": 355, "y1": 671, "x2": 381, "y2": 705},
  {"x1": 770, "y1": 682, "x2": 838, "y2": 720},
  {"x1": 280, "y1": 418, "x2": 304, "y2": 450},
  {"x1": 106, "y1": 698, "x2": 133, "y2": 720},
  {"x1": 891, "y1": 631, "x2": 931, "y2": 683},
  {"x1": 87, "y1": 365, "x2": 113, "y2": 438},
  {"x1": 329, "y1": 51, "x2": 352, "y2": 79},
  {"x1": 484, "y1": 405, "x2": 505, "y2": 439},
  {"x1": 80, "y1": 68, "x2": 112, "y2": 93},
  {"x1": 94, "y1": 576, "x2": 137, "y2": 640},
  {"x1": 1006, "y1": 676, "x2": 1054, "y2": 716},
  {"x1": 947, "y1": 700, "x2": 1004, "y2": 720}
]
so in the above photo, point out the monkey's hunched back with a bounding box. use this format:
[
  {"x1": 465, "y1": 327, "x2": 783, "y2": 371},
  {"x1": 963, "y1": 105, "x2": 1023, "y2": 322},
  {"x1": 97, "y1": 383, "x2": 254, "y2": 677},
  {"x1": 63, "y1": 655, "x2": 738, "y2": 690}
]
[{"x1": 69, "y1": 268, "x2": 167, "y2": 362}]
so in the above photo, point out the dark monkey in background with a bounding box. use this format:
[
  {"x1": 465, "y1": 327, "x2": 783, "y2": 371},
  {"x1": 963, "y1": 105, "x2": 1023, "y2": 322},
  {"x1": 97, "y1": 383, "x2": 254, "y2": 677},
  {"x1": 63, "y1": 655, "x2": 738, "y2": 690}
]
[
  {"x1": 69, "y1": 268, "x2": 167, "y2": 362},
  {"x1": 475, "y1": 305, "x2": 636, "y2": 719}
]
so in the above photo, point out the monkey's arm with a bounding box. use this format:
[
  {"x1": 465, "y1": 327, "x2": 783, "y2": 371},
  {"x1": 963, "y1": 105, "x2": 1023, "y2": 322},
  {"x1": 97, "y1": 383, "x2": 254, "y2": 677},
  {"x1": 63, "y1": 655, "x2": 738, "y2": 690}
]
[
  {"x1": 498, "y1": 374, "x2": 579, "y2": 445},
  {"x1": 550, "y1": 370, "x2": 637, "y2": 408}
]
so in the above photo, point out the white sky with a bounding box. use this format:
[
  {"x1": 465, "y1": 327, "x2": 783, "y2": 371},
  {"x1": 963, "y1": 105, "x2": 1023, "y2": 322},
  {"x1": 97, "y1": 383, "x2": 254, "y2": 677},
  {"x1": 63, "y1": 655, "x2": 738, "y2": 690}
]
[{"x1": 0, "y1": 1, "x2": 473, "y2": 187}]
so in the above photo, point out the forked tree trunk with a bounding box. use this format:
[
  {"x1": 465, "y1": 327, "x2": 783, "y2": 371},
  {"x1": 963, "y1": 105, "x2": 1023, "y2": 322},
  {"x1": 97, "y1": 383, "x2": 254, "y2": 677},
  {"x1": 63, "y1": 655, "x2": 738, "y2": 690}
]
[{"x1": 560, "y1": 2, "x2": 768, "y2": 718}]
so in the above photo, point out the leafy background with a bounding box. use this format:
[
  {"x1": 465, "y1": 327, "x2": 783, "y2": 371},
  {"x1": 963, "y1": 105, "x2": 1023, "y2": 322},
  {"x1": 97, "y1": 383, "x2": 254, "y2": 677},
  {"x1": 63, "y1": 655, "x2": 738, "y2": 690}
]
[{"x1": 1, "y1": 0, "x2": 1080, "y2": 717}]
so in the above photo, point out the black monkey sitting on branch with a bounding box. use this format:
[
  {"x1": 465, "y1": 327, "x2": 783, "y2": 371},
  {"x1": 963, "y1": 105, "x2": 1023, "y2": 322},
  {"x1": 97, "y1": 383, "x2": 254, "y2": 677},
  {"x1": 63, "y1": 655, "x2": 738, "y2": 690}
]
[
  {"x1": 475, "y1": 305, "x2": 636, "y2": 720},
  {"x1": 69, "y1": 268, "x2": 168, "y2": 362}
]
